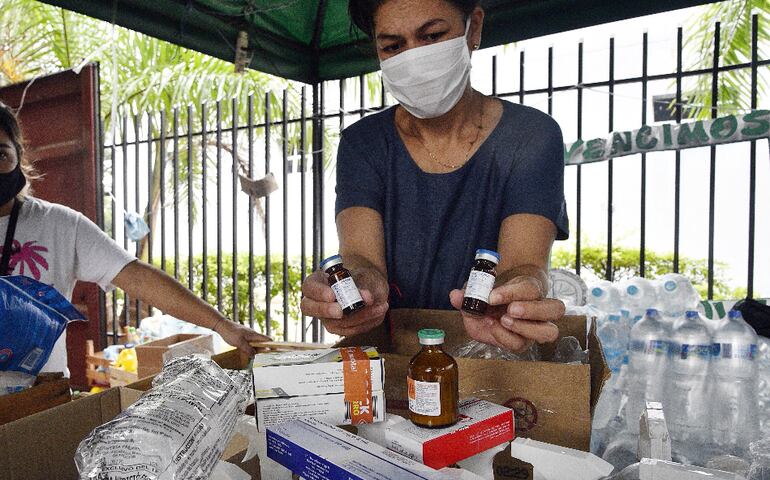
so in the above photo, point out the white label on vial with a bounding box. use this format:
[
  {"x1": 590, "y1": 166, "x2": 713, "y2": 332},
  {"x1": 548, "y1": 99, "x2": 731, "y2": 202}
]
[
  {"x1": 331, "y1": 277, "x2": 364, "y2": 309},
  {"x1": 465, "y1": 270, "x2": 495, "y2": 302},
  {"x1": 408, "y1": 377, "x2": 441, "y2": 416}
]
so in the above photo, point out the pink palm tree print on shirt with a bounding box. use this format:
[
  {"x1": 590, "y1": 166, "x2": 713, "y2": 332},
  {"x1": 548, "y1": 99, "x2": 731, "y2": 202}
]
[{"x1": 7, "y1": 240, "x2": 49, "y2": 280}]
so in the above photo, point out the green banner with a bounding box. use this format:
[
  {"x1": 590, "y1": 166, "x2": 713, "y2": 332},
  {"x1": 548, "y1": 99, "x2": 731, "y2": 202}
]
[{"x1": 564, "y1": 110, "x2": 770, "y2": 165}]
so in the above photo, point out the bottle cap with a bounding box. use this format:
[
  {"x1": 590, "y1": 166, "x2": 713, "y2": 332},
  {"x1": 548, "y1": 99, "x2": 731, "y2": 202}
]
[
  {"x1": 591, "y1": 287, "x2": 604, "y2": 298},
  {"x1": 664, "y1": 280, "x2": 677, "y2": 292},
  {"x1": 608, "y1": 314, "x2": 620, "y2": 322},
  {"x1": 728, "y1": 309, "x2": 742, "y2": 320},
  {"x1": 685, "y1": 311, "x2": 699, "y2": 319},
  {"x1": 645, "y1": 308, "x2": 658, "y2": 316},
  {"x1": 475, "y1": 249, "x2": 500, "y2": 264},
  {"x1": 627, "y1": 285, "x2": 639, "y2": 295},
  {"x1": 418, "y1": 329, "x2": 445, "y2": 345},
  {"x1": 320, "y1": 254, "x2": 343, "y2": 271}
]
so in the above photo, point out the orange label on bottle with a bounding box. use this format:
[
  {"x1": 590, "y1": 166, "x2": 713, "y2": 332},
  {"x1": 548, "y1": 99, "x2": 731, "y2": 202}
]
[{"x1": 341, "y1": 347, "x2": 373, "y2": 424}]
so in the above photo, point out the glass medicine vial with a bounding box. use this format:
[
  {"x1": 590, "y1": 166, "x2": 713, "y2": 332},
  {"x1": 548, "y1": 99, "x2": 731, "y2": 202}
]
[
  {"x1": 462, "y1": 249, "x2": 501, "y2": 316},
  {"x1": 408, "y1": 329, "x2": 459, "y2": 428},
  {"x1": 321, "y1": 254, "x2": 366, "y2": 315}
]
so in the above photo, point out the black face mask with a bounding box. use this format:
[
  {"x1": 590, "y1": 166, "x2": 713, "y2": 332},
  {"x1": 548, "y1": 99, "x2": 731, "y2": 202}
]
[{"x1": 0, "y1": 161, "x2": 26, "y2": 207}]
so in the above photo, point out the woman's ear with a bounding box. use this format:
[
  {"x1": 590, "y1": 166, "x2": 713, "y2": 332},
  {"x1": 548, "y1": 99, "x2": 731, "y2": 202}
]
[{"x1": 469, "y1": 6, "x2": 485, "y2": 51}]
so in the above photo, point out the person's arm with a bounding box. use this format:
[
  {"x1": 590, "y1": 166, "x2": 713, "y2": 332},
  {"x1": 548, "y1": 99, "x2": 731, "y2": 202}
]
[
  {"x1": 301, "y1": 207, "x2": 390, "y2": 336},
  {"x1": 112, "y1": 260, "x2": 270, "y2": 355},
  {"x1": 450, "y1": 214, "x2": 563, "y2": 352}
]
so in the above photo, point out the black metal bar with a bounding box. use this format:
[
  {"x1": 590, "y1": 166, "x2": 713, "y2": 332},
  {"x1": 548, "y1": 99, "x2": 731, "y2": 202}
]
[
  {"x1": 160, "y1": 110, "x2": 167, "y2": 273},
  {"x1": 606, "y1": 37, "x2": 615, "y2": 281},
  {"x1": 146, "y1": 113, "x2": 154, "y2": 316},
  {"x1": 576, "y1": 42, "x2": 583, "y2": 276},
  {"x1": 492, "y1": 55, "x2": 497, "y2": 96},
  {"x1": 248, "y1": 94, "x2": 256, "y2": 329},
  {"x1": 674, "y1": 27, "x2": 682, "y2": 273},
  {"x1": 640, "y1": 32, "x2": 648, "y2": 277},
  {"x1": 300, "y1": 86, "x2": 308, "y2": 342},
  {"x1": 216, "y1": 100, "x2": 223, "y2": 311},
  {"x1": 134, "y1": 113, "x2": 142, "y2": 326},
  {"x1": 548, "y1": 46, "x2": 553, "y2": 115},
  {"x1": 121, "y1": 114, "x2": 130, "y2": 329},
  {"x1": 748, "y1": 14, "x2": 759, "y2": 299},
  {"x1": 201, "y1": 104, "x2": 209, "y2": 303},
  {"x1": 319, "y1": 81, "x2": 326, "y2": 344},
  {"x1": 173, "y1": 108, "x2": 180, "y2": 280},
  {"x1": 110, "y1": 133, "x2": 117, "y2": 344},
  {"x1": 359, "y1": 75, "x2": 366, "y2": 119},
  {"x1": 312, "y1": 83, "x2": 321, "y2": 343},
  {"x1": 340, "y1": 78, "x2": 346, "y2": 129},
  {"x1": 519, "y1": 50, "x2": 525, "y2": 104},
  {"x1": 283, "y1": 90, "x2": 290, "y2": 340},
  {"x1": 707, "y1": 22, "x2": 720, "y2": 300},
  {"x1": 265, "y1": 91, "x2": 273, "y2": 339},
  {"x1": 232, "y1": 98, "x2": 239, "y2": 324},
  {"x1": 187, "y1": 106, "x2": 194, "y2": 291}
]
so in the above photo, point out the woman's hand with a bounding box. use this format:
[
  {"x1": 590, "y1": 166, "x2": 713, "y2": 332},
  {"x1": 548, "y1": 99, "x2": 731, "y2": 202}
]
[
  {"x1": 215, "y1": 320, "x2": 272, "y2": 356},
  {"x1": 300, "y1": 267, "x2": 390, "y2": 337},
  {"x1": 449, "y1": 275, "x2": 564, "y2": 353}
]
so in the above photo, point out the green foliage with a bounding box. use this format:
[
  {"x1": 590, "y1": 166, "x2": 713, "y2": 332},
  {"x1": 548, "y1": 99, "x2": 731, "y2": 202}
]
[
  {"x1": 152, "y1": 254, "x2": 309, "y2": 338},
  {"x1": 552, "y1": 244, "x2": 746, "y2": 300},
  {"x1": 684, "y1": 0, "x2": 769, "y2": 119}
]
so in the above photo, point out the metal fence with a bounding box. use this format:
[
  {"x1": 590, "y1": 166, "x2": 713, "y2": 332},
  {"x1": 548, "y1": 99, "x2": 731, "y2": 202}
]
[{"x1": 99, "y1": 15, "x2": 769, "y2": 346}]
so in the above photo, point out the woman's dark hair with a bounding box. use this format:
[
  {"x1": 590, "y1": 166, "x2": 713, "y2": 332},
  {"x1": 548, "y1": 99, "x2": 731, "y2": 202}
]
[
  {"x1": 349, "y1": 0, "x2": 480, "y2": 38},
  {"x1": 0, "y1": 101, "x2": 37, "y2": 197}
]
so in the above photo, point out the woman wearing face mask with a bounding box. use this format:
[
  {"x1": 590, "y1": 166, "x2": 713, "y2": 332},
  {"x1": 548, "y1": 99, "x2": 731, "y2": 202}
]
[
  {"x1": 0, "y1": 102, "x2": 270, "y2": 376},
  {"x1": 300, "y1": 0, "x2": 569, "y2": 352}
]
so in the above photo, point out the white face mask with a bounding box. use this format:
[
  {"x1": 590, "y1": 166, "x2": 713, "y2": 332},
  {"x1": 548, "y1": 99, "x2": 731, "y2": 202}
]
[{"x1": 380, "y1": 19, "x2": 472, "y2": 119}]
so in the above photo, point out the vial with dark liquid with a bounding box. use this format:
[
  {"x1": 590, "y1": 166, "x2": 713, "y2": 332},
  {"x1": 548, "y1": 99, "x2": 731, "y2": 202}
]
[
  {"x1": 408, "y1": 329, "x2": 459, "y2": 428},
  {"x1": 462, "y1": 249, "x2": 500, "y2": 316},
  {"x1": 321, "y1": 255, "x2": 366, "y2": 315}
]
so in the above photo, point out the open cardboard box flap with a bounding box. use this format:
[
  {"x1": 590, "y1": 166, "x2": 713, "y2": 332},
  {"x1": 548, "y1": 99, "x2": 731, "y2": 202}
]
[{"x1": 337, "y1": 309, "x2": 610, "y2": 451}]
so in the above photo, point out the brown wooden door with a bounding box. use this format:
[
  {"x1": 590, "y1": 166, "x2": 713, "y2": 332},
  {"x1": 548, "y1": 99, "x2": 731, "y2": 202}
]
[{"x1": 0, "y1": 65, "x2": 103, "y2": 389}]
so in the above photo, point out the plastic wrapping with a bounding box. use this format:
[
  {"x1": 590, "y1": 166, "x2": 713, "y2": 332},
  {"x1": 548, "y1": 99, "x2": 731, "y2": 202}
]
[
  {"x1": 449, "y1": 339, "x2": 540, "y2": 361},
  {"x1": 75, "y1": 355, "x2": 251, "y2": 480},
  {"x1": 606, "y1": 458, "x2": 748, "y2": 480},
  {"x1": 552, "y1": 336, "x2": 588, "y2": 364},
  {"x1": 0, "y1": 370, "x2": 35, "y2": 395}
]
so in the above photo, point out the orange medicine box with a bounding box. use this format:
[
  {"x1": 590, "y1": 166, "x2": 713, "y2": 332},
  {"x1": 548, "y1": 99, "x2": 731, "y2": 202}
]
[{"x1": 252, "y1": 346, "x2": 385, "y2": 431}]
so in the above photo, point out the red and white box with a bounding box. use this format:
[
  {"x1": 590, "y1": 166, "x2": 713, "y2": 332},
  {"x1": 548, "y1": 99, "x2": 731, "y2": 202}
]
[{"x1": 386, "y1": 398, "x2": 515, "y2": 469}]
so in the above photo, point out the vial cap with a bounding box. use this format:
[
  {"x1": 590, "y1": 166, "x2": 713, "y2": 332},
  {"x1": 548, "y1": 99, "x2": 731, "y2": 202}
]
[
  {"x1": 320, "y1": 254, "x2": 343, "y2": 271},
  {"x1": 475, "y1": 249, "x2": 500, "y2": 264},
  {"x1": 418, "y1": 329, "x2": 445, "y2": 345}
]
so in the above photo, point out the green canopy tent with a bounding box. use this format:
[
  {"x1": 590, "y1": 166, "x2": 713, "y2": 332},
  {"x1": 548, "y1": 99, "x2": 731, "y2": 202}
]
[{"x1": 39, "y1": 0, "x2": 718, "y2": 84}]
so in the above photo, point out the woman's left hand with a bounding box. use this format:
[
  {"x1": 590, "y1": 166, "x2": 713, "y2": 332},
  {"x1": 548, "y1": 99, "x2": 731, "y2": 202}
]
[
  {"x1": 449, "y1": 275, "x2": 564, "y2": 353},
  {"x1": 215, "y1": 320, "x2": 272, "y2": 357}
]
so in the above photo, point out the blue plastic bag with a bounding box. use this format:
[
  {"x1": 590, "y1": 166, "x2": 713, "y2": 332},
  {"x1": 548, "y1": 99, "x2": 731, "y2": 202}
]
[{"x1": 0, "y1": 275, "x2": 85, "y2": 375}]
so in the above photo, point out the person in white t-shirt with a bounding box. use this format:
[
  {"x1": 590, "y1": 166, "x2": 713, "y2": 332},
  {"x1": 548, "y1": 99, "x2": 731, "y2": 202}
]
[{"x1": 0, "y1": 102, "x2": 270, "y2": 375}]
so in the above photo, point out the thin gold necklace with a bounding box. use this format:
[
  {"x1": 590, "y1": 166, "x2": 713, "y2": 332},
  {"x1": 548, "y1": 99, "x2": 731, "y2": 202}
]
[{"x1": 408, "y1": 96, "x2": 485, "y2": 170}]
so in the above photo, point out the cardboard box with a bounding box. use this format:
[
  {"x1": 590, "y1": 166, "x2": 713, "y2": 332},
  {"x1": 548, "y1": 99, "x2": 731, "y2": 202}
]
[
  {"x1": 0, "y1": 372, "x2": 70, "y2": 426},
  {"x1": 386, "y1": 398, "x2": 514, "y2": 469},
  {"x1": 337, "y1": 309, "x2": 610, "y2": 451},
  {"x1": 257, "y1": 390, "x2": 386, "y2": 431},
  {"x1": 267, "y1": 418, "x2": 470, "y2": 480},
  {"x1": 252, "y1": 346, "x2": 384, "y2": 397},
  {"x1": 107, "y1": 365, "x2": 139, "y2": 387},
  {"x1": 135, "y1": 333, "x2": 215, "y2": 379}
]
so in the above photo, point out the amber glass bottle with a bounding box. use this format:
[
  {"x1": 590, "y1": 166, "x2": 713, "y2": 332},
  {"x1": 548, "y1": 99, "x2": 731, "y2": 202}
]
[
  {"x1": 321, "y1": 255, "x2": 365, "y2": 315},
  {"x1": 462, "y1": 249, "x2": 500, "y2": 316},
  {"x1": 408, "y1": 329, "x2": 459, "y2": 428}
]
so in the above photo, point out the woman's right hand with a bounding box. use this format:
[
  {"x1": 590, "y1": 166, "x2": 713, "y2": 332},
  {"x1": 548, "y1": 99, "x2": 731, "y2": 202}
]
[{"x1": 300, "y1": 267, "x2": 390, "y2": 337}]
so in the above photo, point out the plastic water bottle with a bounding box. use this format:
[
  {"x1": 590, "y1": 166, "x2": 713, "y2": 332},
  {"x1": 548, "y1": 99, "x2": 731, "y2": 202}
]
[
  {"x1": 591, "y1": 359, "x2": 629, "y2": 456},
  {"x1": 621, "y1": 277, "x2": 658, "y2": 322},
  {"x1": 598, "y1": 314, "x2": 627, "y2": 374},
  {"x1": 626, "y1": 308, "x2": 670, "y2": 433},
  {"x1": 666, "y1": 311, "x2": 712, "y2": 462},
  {"x1": 711, "y1": 310, "x2": 759, "y2": 456},
  {"x1": 588, "y1": 280, "x2": 622, "y2": 313},
  {"x1": 656, "y1": 273, "x2": 701, "y2": 318}
]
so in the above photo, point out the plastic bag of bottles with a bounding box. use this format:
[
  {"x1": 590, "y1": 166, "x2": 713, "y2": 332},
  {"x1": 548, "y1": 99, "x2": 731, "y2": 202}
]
[{"x1": 75, "y1": 355, "x2": 252, "y2": 480}]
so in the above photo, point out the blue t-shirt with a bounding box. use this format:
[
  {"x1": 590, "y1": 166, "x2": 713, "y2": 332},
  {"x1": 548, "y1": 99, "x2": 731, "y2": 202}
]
[{"x1": 335, "y1": 100, "x2": 569, "y2": 310}]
